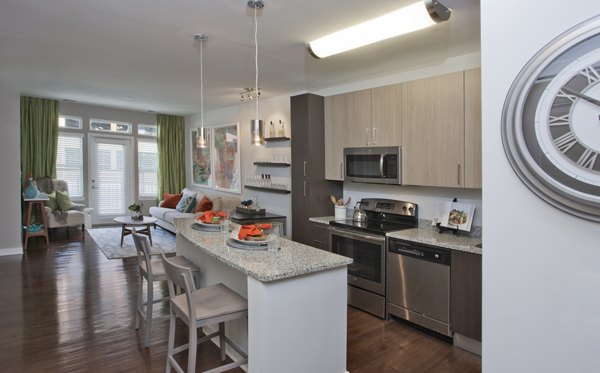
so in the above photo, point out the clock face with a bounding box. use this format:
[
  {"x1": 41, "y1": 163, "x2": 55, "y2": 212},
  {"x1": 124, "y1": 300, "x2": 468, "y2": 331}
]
[{"x1": 503, "y1": 15, "x2": 600, "y2": 221}]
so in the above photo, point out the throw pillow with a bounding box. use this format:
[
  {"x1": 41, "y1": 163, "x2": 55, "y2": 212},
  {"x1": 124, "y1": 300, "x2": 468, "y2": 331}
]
[
  {"x1": 175, "y1": 195, "x2": 196, "y2": 213},
  {"x1": 195, "y1": 196, "x2": 213, "y2": 213},
  {"x1": 55, "y1": 190, "x2": 74, "y2": 210},
  {"x1": 45, "y1": 191, "x2": 58, "y2": 210},
  {"x1": 162, "y1": 192, "x2": 183, "y2": 208}
]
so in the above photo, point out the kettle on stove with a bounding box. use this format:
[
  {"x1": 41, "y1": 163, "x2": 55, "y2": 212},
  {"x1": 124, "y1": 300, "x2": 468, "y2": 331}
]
[{"x1": 352, "y1": 202, "x2": 367, "y2": 223}]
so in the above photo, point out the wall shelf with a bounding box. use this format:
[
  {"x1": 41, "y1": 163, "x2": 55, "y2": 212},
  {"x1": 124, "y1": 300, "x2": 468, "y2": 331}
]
[
  {"x1": 264, "y1": 137, "x2": 290, "y2": 142},
  {"x1": 253, "y1": 162, "x2": 290, "y2": 167},
  {"x1": 245, "y1": 185, "x2": 291, "y2": 194}
]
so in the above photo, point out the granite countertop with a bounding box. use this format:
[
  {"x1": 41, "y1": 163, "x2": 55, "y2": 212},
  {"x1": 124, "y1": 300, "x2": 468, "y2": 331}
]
[
  {"x1": 174, "y1": 217, "x2": 352, "y2": 282},
  {"x1": 309, "y1": 216, "x2": 482, "y2": 255}
]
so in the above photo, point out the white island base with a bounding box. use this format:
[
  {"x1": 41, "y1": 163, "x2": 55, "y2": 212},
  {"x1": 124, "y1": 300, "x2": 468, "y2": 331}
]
[{"x1": 176, "y1": 231, "x2": 348, "y2": 373}]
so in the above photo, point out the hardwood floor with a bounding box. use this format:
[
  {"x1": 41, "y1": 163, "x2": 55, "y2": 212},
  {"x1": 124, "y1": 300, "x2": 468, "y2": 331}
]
[{"x1": 0, "y1": 229, "x2": 481, "y2": 373}]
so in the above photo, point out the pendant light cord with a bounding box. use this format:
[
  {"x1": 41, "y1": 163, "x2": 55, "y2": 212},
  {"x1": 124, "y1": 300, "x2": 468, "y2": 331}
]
[
  {"x1": 254, "y1": 5, "x2": 259, "y2": 120},
  {"x1": 200, "y1": 38, "x2": 204, "y2": 128}
]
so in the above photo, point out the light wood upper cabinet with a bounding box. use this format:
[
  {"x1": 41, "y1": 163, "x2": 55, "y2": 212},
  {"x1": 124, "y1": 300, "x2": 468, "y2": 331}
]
[
  {"x1": 402, "y1": 71, "x2": 465, "y2": 187},
  {"x1": 324, "y1": 94, "x2": 346, "y2": 181},
  {"x1": 371, "y1": 84, "x2": 401, "y2": 147},
  {"x1": 464, "y1": 68, "x2": 482, "y2": 188},
  {"x1": 345, "y1": 89, "x2": 372, "y2": 147}
]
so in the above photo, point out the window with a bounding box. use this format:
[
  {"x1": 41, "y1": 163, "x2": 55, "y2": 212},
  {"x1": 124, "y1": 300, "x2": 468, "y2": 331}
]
[
  {"x1": 90, "y1": 119, "x2": 132, "y2": 134},
  {"x1": 56, "y1": 133, "x2": 84, "y2": 198},
  {"x1": 58, "y1": 115, "x2": 82, "y2": 129},
  {"x1": 138, "y1": 139, "x2": 158, "y2": 198},
  {"x1": 138, "y1": 123, "x2": 157, "y2": 137}
]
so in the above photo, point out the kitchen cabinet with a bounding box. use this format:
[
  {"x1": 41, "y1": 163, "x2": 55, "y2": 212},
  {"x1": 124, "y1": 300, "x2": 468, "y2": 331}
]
[
  {"x1": 371, "y1": 83, "x2": 402, "y2": 147},
  {"x1": 324, "y1": 84, "x2": 402, "y2": 180},
  {"x1": 464, "y1": 68, "x2": 482, "y2": 188},
  {"x1": 324, "y1": 94, "x2": 346, "y2": 181},
  {"x1": 402, "y1": 71, "x2": 465, "y2": 187},
  {"x1": 291, "y1": 93, "x2": 342, "y2": 246},
  {"x1": 311, "y1": 221, "x2": 330, "y2": 251},
  {"x1": 450, "y1": 250, "x2": 482, "y2": 342}
]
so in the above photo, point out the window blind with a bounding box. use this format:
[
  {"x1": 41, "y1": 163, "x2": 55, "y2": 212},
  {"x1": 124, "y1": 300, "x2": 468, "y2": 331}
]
[
  {"x1": 56, "y1": 134, "x2": 84, "y2": 198},
  {"x1": 138, "y1": 140, "x2": 158, "y2": 198},
  {"x1": 96, "y1": 142, "x2": 126, "y2": 215}
]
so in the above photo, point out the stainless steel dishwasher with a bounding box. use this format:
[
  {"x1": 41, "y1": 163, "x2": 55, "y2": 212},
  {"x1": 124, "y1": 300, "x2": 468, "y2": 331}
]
[{"x1": 387, "y1": 237, "x2": 451, "y2": 336}]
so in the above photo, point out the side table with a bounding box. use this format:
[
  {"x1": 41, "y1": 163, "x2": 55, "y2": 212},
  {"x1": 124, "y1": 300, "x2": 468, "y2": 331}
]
[{"x1": 23, "y1": 197, "x2": 50, "y2": 250}]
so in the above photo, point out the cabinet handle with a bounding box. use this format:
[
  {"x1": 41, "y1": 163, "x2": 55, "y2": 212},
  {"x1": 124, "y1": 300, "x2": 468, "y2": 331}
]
[
  {"x1": 303, "y1": 161, "x2": 307, "y2": 177},
  {"x1": 372, "y1": 128, "x2": 377, "y2": 145},
  {"x1": 457, "y1": 164, "x2": 461, "y2": 186},
  {"x1": 303, "y1": 181, "x2": 307, "y2": 197},
  {"x1": 365, "y1": 128, "x2": 370, "y2": 145},
  {"x1": 340, "y1": 162, "x2": 344, "y2": 179}
]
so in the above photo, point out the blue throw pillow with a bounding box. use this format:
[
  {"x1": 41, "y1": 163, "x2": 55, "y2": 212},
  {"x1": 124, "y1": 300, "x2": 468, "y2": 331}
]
[{"x1": 175, "y1": 195, "x2": 196, "y2": 213}]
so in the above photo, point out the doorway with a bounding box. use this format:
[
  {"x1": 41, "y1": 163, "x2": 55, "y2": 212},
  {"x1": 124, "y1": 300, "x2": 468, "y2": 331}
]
[{"x1": 88, "y1": 135, "x2": 134, "y2": 224}]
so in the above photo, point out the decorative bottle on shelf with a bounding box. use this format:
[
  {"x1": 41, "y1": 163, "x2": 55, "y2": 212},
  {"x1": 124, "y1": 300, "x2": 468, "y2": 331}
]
[
  {"x1": 278, "y1": 120, "x2": 286, "y2": 137},
  {"x1": 269, "y1": 121, "x2": 275, "y2": 138},
  {"x1": 24, "y1": 177, "x2": 38, "y2": 199}
]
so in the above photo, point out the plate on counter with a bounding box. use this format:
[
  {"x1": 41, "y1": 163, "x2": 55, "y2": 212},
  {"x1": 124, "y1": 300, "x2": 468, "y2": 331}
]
[
  {"x1": 191, "y1": 221, "x2": 230, "y2": 232},
  {"x1": 226, "y1": 238, "x2": 269, "y2": 250},
  {"x1": 230, "y1": 234, "x2": 274, "y2": 245}
]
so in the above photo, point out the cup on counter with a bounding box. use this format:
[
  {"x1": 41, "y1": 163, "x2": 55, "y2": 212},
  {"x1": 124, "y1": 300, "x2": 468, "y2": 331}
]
[
  {"x1": 267, "y1": 222, "x2": 283, "y2": 251},
  {"x1": 334, "y1": 205, "x2": 346, "y2": 220},
  {"x1": 220, "y1": 219, "x2": 231, "y2": 244}
]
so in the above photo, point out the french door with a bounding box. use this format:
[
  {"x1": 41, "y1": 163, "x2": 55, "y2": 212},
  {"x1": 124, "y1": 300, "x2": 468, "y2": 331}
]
[{"x1": 88, "y1": 135, "x2": 134, "y2": 224}]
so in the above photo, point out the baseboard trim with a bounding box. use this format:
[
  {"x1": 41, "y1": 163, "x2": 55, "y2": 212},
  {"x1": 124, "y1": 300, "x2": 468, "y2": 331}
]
[
  {"x1": 0, "y1": 247, "x2": 23, "y2": 256},
  {"x1": 453, "y1": 333, "x2": 482, "y2": 356}
]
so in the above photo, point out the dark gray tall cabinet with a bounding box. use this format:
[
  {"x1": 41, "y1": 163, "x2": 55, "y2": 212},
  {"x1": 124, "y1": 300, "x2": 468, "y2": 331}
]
[{"x1": 291, "y1": 93, "x2": 342, "y2": 246}]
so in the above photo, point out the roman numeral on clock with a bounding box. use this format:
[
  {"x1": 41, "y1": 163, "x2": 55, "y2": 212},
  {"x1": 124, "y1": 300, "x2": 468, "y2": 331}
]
[
  {"x1": 553, "y1": 131, "x2": 577, "y2": 153},
  {"x1": 579, "y1": 65, "x2": 600, "y2": 85},
  {"x1": 557, "y1": 90, "x2": 577, "y2": 102},
  {"x1": 577, "y1": 149, "x2": 598, "y2": 169},
  {"x1": 549, "y1": 114, "x2": 570, "y2": 126}
]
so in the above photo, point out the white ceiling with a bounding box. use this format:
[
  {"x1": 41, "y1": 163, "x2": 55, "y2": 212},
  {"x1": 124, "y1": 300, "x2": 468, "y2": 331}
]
[{"x1": 0, "y1": 0, "x2": 480, "y2": 115}]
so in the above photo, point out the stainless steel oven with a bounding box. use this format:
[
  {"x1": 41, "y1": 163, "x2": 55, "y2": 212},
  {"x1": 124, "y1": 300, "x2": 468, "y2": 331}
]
[
  {"x1": 328, "y1": 198, "x2": 418, "y2": 319},
  {"x1": 330, "y1": 227, "x2": 386, "y2": 317}
]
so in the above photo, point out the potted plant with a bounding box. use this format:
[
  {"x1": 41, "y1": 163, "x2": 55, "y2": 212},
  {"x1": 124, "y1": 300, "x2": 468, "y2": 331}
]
[{"x1": 128, "y1": 203, "x2": 143, "y2": 220}]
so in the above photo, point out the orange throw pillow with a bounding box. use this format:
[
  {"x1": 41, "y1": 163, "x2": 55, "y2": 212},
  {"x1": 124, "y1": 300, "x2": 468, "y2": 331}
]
[
  {"x1": 162, "y1": 193, "x2": 183, "y2": 209},
  {"x1": 195, "y1": 196, "x2": 213, "y2": 213}
]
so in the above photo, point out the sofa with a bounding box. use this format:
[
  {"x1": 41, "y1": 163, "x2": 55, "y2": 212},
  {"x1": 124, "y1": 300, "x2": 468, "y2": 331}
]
[{"x1": 149, "y1": 188, "x2": 240, "y2": 233}]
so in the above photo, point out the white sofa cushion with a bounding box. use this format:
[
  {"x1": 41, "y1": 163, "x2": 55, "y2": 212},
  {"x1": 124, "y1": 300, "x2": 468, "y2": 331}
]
[{"x1": 163, "y1": 210, "x2": 195, "y2": 225}]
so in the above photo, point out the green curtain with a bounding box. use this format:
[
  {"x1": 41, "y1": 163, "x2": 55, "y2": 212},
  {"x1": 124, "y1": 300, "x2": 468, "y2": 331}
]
[
  {"x1": 20, "y1": 96, "x2": 59, "y2": 184},
  {"x1": 157, "y1": 113, "x2": 186, "y2": 197}
]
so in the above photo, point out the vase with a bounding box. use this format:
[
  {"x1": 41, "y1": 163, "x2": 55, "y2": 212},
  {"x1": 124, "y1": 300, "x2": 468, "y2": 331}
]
[
  {"x1": 132, "y1": 211, "x2": 143, "y2": 221},
  {"x1": 24, "y1": 178, "x2": 38, "y2": 199}
]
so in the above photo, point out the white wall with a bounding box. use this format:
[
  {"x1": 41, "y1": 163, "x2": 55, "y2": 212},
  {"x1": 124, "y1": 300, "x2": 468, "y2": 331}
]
[
  {"x1": 482, "y1": 2, "x2": 600, "y2": 372},
  {"x1": 0, "y1": 83, "x2": 25, "y2": 255},
  {"x1": 186, "y1": 94, "x2": 292, "y2": 234}
]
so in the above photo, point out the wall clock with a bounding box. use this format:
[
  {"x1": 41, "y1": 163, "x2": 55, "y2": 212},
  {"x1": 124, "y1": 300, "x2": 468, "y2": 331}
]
[{"x1": 502, "y1": 14, "x2": 600, "y2": 222}]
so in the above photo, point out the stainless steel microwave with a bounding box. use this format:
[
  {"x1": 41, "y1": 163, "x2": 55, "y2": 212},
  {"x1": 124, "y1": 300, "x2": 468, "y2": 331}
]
[{"x1": 344, "y1": 146, "x2": 401, "y2": 184}]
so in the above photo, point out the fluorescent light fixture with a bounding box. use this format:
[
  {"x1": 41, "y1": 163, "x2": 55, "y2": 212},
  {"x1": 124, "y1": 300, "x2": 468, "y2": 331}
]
[{"x1": 306, "y1": 0, "x2": 451, "y2": 59}]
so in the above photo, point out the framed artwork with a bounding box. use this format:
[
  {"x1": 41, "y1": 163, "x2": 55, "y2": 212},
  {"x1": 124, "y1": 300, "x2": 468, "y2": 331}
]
[
  {"x1": 190, "y1": 128, "x2": 212, "y2": 187},
  {"x1": 212, "y1": 123, "x2": 241, "y2": 194}
]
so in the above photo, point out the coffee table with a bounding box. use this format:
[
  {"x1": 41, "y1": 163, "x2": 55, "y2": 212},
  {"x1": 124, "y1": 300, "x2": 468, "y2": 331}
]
[{"x1": 113, "y1": 216, "x2": 158, "y2": 247}]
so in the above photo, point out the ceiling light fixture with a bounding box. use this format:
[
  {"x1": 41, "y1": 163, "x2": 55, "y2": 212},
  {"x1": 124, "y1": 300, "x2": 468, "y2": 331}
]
[
  {"x1": 195, "y1": 34, "x2": 209, "y2": 148},
  {"x1": 248, "y1": 0, "x2": 265, "y2": 146},
  {"x1": 240, "y1": 87, "x2": 261, "y2": 102},
  {"x1": 306, "y1": 0, "x2": 451, "y2": 59}
]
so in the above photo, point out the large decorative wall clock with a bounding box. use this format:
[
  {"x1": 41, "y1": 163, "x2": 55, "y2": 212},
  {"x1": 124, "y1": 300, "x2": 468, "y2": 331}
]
[{"x1": 502, "y1": 15, "x2": 600, "y2": 222}]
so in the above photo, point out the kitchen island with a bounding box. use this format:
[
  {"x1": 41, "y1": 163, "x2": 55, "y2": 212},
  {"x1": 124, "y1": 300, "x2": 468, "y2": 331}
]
[{"x1": 174, "y1": 217, "x2": 352, "y2": 373}]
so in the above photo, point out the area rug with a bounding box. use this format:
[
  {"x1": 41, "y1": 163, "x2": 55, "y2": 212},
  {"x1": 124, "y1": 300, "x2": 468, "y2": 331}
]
[{"x1": 88, "y1": 226, "x2": 176, "y2": 259}]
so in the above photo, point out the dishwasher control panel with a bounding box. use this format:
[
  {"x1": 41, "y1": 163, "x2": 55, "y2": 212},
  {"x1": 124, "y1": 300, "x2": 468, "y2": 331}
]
[{"x1": 388, "y1": 238, "x2": 450, "y2": 265}]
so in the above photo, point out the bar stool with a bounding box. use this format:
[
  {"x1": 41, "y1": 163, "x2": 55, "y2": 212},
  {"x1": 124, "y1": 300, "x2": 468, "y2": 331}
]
[
  {"x1": 161, "y1": 252, "x2": 248, "y2": 373},
  {"x1": 132, "y1": 230, "x2": 200, "y2": 347}
]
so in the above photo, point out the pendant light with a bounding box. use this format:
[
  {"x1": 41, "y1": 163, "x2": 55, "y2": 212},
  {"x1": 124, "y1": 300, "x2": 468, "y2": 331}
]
[
  {"x1": 248, "y1": 0, "x2": 264, "y2": 146},
  {"x1": 195, "y1": 34, "x2": 209, "y2": 148}
]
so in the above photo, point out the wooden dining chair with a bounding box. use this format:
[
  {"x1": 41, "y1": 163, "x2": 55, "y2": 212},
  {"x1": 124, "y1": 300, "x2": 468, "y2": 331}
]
[
  {"x1": 131, "y1": 230, "x2": 200, "y2": 348},
  {"x1": 161, "y1": 252, "x2": 249, "y2": 373}
]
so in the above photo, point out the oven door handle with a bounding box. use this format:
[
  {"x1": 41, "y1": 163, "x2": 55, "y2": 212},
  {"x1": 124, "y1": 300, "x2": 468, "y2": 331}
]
[{"x1": 329, "y1": 227, "x2": 385, "y2": 245}]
